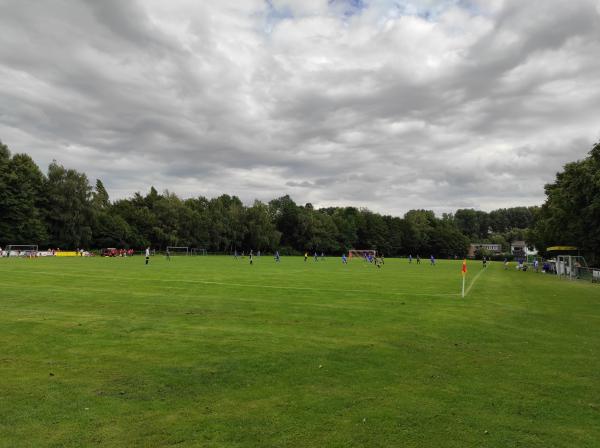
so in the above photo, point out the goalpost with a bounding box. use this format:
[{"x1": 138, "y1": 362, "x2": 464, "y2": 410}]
[
  {"x1": 166, "y1": 246, "x2": 189, "y2": 256},
  {"x1": 190, "y1": 248, "x2": 207, "y2": 256},
  {"x1": 5, "y1": 244, "x2": 38, "y2": 258},
  {"x1": 348, "y1": 249, "x2": 376, "y2": 260}
]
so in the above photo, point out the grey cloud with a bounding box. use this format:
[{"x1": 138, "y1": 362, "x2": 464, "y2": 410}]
[
  {"x1": 286, "y1": 180, "x2": 314, "y2": 187},
  {"x1": 0, "y1": 0, "x2": 599, "y2": 216}
]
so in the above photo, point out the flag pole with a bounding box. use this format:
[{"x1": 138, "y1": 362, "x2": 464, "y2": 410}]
[{"x1": 461, "y1": 272, "x2": 465, "y2": 298}]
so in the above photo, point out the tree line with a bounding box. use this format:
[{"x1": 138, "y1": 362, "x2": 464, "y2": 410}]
[{"x1": 1, "y1": 140, "x2": 598, "y2": 261}]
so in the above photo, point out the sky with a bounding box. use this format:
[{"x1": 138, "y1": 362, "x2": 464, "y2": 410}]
[{"x1": 1, "y1": 0, "x2": 599, "y2": 216}]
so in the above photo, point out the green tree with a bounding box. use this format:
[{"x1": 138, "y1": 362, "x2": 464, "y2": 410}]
[
  {"x1": 111, "y1": 197, "x2": 152, "y2": 247},
  {"x1": 0, "y1": 147, "x2": 48, "y2": 245},
  {"x1": 331, "y1": 207, "x2": 359, "y2": 252},
  {"x1": 92, "y1": 179, "x2": 110, "y2": 210},
  {"x1": 245, "y1": 200, "x2": 281, "y2": 251},
  {"x1": 454, "y1": 209, "x2": 489, "y2": 239},
  {"x1": 0, "y1": 142, "x2": 10, "y2": 242},
  {"x1": 533, "y1": 142, "x2": 600, "y2": 262},
  {"x1": 93, "y1": 213, "x2": 133, "y2": 248},
  {"x1": 269, "y1": 195, "x2": 301, "y2": 250},
  {"x1": 429, "y1": 222, "x2": 469, "y2": 258},
  {"x1": 358, "y1": 210, "x2": 389, "y2": 254},
  {"x1": 403, "y1": 210, "x2": 436, "y2": 254},
  {"x1": 45, "y1": 162, "x2": 93, "y2": 248},
  {"x1": 184, "y1": 197, "x2": 212, "y2": 250},
  {"x1": 206, "y1": 195, "x2": 246, "y2": 252}
]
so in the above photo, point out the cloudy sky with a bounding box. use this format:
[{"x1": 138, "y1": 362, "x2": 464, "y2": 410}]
[{"x1": 1, "y1": 0, "x2": 599, "y2": 215}]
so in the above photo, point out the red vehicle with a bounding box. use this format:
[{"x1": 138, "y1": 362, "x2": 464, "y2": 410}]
[
  {"x1": 101, "y1": 248, "x2": 119, "y2": 257},
  {"x1": 101, "y1": 248, "x2": 135, "y2": 257}
]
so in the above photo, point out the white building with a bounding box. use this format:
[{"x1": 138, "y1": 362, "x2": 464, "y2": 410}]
[
  {"x1": 511, "y1": 241, "x2": 538, "y2": 256},
  {"x1": 468, "y1": 243, "x2": 502, "y2": 257}
]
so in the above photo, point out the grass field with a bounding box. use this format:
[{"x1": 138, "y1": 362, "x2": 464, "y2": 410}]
[{"x1": 1, "y1": 255, "x2": 599, "y2": 447}]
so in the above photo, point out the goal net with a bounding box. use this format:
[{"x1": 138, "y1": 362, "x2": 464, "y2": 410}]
[
  {"x1": 166, "y1": 246, "x2": 189, "y2": 256},
  {"x1": 348, "y1": 249, "x2": 376, "y2": 260},
  {"x1": 191, "y1": 248, "x2": 207, "y2": 256},
  {"x1": 6, "y1": 244, "x2": 39, "y2": 257}
]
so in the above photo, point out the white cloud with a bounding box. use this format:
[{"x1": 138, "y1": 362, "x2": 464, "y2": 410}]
[{"x1": 0, "y1": 0, "x2": 599, "y2": 216}]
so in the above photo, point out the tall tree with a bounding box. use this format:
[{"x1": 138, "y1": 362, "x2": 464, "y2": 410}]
[
  {"x1": 92, "y1": 179, "x2": 110, "y2": 210},
  {"x1": 269, "y1": 195, "x2": 301, "y2": 250},
  {"x1": 45, "y1": 162, "x2": 93, "y2": 248},
  {"x1": 403, "y1": 210, "x2": 436, "y2": 254},
  {"x1": 184, "y1": 197, "x2": 212, "y2": 249},
  {"x1": 532, "y1": 142, "x2": 600, "y2": 262},
  {"x1": 331, "y1": 207, "x2": 359, "y2": 252},
  {"x1": 0, "y1": 149, "x2": 48, "y2": 245},
  {"x1": 245, "y1": 200, "x2": 281, "y2": 251},
  {"x1": 454, "y1": 209, "x2": 489, "y2": 239}
]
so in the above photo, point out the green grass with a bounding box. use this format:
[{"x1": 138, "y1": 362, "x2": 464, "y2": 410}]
[{"x1": 1, "y1": 256, "x2": 599, "y2": 447}]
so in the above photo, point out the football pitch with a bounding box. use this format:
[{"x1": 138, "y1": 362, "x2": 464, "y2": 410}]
[{"x1": 1, "y1": 256, "x2": 599, "y2": 447}]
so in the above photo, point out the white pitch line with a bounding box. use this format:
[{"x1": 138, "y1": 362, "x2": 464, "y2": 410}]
[{"x1": 464, "y1": 268, "x2": 486, "y2": 297}]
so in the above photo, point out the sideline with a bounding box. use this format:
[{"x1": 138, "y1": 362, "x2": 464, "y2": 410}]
[{"x1": 464, "y1": 266, "x2": 486, "y2": 297}]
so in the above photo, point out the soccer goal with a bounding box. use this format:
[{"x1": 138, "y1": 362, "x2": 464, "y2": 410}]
[
  {"x1": 6, "y1": 244, "x2": 38, "y2": 258},
  {"x1": 191, "y1": 248, "x2": 207, "y2": 256},
  {"x1": 166, "y1": 246, "x2": 189, "y2": 256},
  {"x1": 348, "y1": 249, "x2": 376, "y2": 260}
]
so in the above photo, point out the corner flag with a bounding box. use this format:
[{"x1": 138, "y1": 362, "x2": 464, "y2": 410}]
[{"x1": 461, "y1": 259, "x2": 467, "y2": 298}]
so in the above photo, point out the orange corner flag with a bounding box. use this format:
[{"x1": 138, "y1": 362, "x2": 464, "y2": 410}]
[{"x1": 461, "y1": 259, "x2": 467, "y2": 275}]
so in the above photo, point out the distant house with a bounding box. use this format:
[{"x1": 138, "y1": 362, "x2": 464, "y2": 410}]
[
  {"x1": 511, "y1": 241, "x2": 537, "y2": 257},
  {"x1": 468, "y1": 243, "x2": 502, "y2": 257}
]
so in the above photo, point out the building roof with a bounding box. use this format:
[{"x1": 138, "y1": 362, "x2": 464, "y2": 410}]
[{"x1": 470, "y1": 243, "x2": 501, "y2": 247}]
